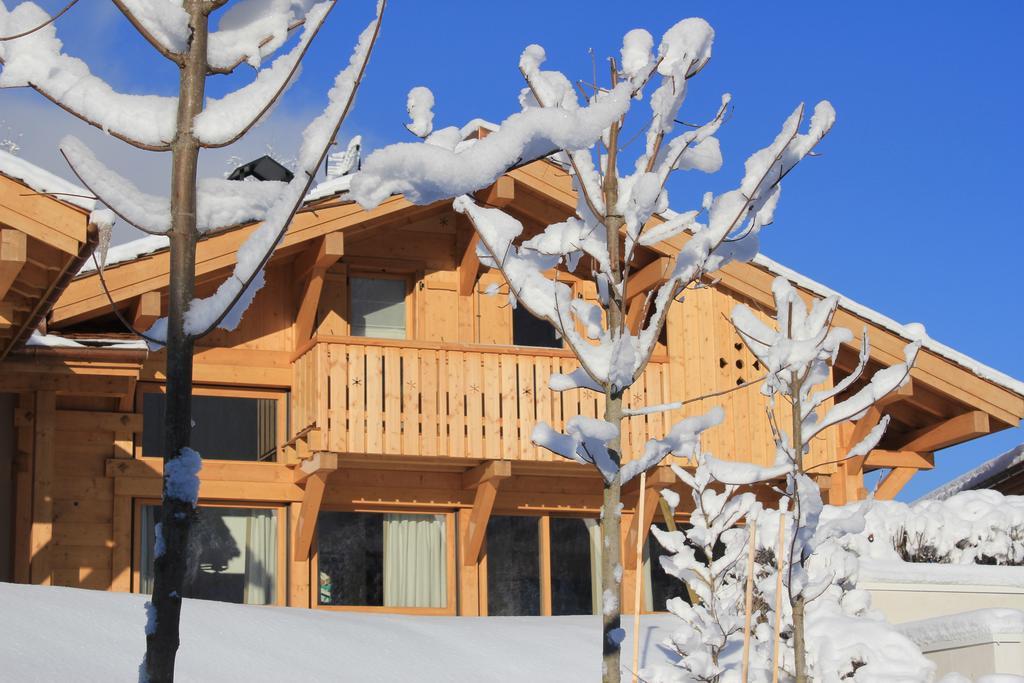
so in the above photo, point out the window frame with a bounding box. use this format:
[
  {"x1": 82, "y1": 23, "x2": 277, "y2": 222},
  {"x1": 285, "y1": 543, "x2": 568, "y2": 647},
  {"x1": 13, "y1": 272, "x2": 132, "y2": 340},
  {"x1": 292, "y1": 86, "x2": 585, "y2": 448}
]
[
  {"x1": 346, "y1": 271, "x2": 415, "y2": 341},
  {"x1": 131, "y1": 498, "x2": 288, "y2": 607},
  {"x1": 312, "y1": 504, "x2": 457, "y2": 615},
  {"x1": 135, "y1": 383, "x2": 288, "y2": 463}
]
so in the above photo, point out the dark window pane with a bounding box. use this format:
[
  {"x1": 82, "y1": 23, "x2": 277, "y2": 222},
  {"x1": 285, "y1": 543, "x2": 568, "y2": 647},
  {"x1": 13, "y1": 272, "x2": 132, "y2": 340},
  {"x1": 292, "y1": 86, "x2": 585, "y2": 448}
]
[
  {"x1": 486, "y1": 516, "x2": 541, "y2": 616},
  {"x1": 549, "y1": 517, "x2": 593, "y2": 615},
  {"x1": 140, "y1": 505, "x2": 278, "y2": 605},
  {"x1": 647, "y1": 523, "x2": 692, "y2": 610},
  {"x1": 317, "y1": 511, "x2": 384, "y2": 606},
  {"x1": 512, "y1": 305, "x2": 561, "y2": 348},
  {"x1": 143, "y1": 393, "x2": 277, "y2": 461}
]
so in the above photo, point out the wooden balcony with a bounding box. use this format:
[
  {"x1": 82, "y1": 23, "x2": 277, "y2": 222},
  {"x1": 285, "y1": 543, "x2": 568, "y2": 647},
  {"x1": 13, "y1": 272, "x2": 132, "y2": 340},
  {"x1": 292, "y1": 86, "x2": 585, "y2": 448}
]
[{"x1": 290, "y1": 336, "x2": 674, "y2": 464}]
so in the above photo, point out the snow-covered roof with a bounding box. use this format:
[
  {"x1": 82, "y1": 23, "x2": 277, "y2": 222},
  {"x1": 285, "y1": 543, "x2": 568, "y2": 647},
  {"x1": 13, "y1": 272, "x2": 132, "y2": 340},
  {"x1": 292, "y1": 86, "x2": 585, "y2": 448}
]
[
  {"x1": 57, "y1": 148, "x2": 1024, "y2": 401},
  {"x1": 26, "y1": 331, "x2": 149, "y2": 351},
  {"x1": 919, "y1": 444, "x2": 1024, "y2": 501},
  {"x1": 897, "y1": 608, "x2": 1024, "y2": 650},
  {"x1": 0, "y1": 149, "x2": 95, "y2": 212}
]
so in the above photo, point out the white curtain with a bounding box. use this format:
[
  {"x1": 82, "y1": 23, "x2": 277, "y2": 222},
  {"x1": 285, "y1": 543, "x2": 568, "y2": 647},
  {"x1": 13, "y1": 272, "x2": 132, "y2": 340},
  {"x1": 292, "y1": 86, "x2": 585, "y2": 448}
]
[
  {"x1": 641, "y1": 543, "x2": 655, "y2": 612},
  {"x1": 585, "y1": 518, "x2": 602, "y2": 615},
  {"x1": 243, "y1": 509, "x2": 277, "y2": 605},
  {"x1": 383, "y1": 513, "x2": 446, "y2": 608},
  {"x1": 139, "y1": 505, "x2": 156, "y2": 595}
]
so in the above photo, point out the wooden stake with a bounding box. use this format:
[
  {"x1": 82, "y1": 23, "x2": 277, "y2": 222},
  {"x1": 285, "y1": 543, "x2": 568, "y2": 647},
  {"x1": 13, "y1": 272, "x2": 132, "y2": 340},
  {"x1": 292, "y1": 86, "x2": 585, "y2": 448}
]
[
  {"x1": 771, "y1": 506, "x2": 788, "y2": 683},
  {"x1": 741, "y1": 516, "x2": 758, "y2": 683},
  {"x1": 630, "y1": 470, "x2": 647, "y2": 683}
]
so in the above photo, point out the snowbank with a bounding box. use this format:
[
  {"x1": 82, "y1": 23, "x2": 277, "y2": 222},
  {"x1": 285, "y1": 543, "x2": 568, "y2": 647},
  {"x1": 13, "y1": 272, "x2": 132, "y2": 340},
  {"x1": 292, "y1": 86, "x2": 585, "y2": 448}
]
[{"x1": 0, "y1": 583, "x2": 676, "y2": 682}]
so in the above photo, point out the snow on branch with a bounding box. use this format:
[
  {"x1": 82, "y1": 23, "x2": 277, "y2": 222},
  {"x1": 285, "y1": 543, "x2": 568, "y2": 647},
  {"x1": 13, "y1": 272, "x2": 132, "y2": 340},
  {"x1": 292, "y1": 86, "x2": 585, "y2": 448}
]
[
  {"x1": 207, "y1": 0, "x2": 320, "y2": 72},
  {"x1": 111, "y1": 0, "x2": 190, "y2": 58},
  {"x1": 349, "y1": 80, "x2": 632, "y2": 208},
  {"x1": 143, "y1": 0, "x2": 384, "y2": 344},
  {"x1": 194, "y1": 1, "x2": 335, "y2": 147},
  {"x1": 622, "y1": 407, "x2": 723, "y2": 483},
  {"x1": 0, "y1": 2, "x2": 177, "y2": 150},
  {"x1": 61, "y1": 136, "x2": 289, "y2": 235}
]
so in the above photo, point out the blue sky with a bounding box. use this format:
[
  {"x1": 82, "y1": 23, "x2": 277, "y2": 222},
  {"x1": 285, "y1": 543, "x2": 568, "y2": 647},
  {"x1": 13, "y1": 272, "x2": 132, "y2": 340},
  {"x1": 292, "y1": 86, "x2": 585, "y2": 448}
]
[{"x1": 6, "y1": 1, "x2": 1023, "y2": 500}]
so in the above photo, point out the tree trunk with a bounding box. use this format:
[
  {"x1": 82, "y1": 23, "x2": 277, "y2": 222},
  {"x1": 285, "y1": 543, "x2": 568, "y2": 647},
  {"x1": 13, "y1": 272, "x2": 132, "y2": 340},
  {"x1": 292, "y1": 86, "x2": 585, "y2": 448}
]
[
  {"x1": 601, "y1": 393, "x2": 624, "y2": 683},
  {"x1": 793, "y1": 594, "x2": 807, "y2": 683},
  {"x1": 143, "y1": 3, "x2": 207, "y2": 681},
  {"x1": 789, "y1": 372, "x2": 808, "y2": 683}
]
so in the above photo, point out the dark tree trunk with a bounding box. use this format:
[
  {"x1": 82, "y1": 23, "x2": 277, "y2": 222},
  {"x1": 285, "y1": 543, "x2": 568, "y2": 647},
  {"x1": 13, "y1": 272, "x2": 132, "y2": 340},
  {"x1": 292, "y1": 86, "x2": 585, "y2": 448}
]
[{"x1": 143, "y1": 2, "x2": 207, "y2": 680}]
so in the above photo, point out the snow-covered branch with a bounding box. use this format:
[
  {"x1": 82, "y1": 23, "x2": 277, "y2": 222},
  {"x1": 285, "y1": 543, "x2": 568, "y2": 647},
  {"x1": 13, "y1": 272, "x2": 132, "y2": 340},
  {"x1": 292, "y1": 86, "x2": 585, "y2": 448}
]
[
  {"x1": 171, "y1": 0, "x2": 384, "y2": 341},
  {"x1": 194, "y1": 1, "x2": 336, "y2": 147},
  {"x1": 0, "y1": 1, "x2": 177, "y2": 150}
]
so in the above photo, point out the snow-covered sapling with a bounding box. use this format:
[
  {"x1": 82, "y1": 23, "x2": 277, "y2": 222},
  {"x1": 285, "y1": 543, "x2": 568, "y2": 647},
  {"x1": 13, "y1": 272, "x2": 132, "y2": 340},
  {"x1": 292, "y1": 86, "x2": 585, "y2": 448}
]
[
  {"x1": 731, "y1": 277, "x2": 923, "y2": 682},
  {"x1": 350, "y1": 18, "x2": 833, "y2": 683},
  {"x1": 1, "y1": 2, "x2": 384, "y2": 680},
  {"x1": 650, "y1": 454, "x2": 757, "y2": 682}
]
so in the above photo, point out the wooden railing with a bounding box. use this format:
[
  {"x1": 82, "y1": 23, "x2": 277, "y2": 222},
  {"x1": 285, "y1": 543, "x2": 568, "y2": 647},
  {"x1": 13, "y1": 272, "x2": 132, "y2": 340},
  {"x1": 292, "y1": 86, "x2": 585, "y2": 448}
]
[{"x1": 291, "y1": 336, "x2": 675, "y2": 463}]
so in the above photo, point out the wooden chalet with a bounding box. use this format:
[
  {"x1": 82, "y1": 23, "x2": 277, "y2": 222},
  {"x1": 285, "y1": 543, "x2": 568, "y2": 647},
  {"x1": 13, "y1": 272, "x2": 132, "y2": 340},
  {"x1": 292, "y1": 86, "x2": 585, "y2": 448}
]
[{"x1": 1, "y1": 151, "x2": 1022, "y2": 617}]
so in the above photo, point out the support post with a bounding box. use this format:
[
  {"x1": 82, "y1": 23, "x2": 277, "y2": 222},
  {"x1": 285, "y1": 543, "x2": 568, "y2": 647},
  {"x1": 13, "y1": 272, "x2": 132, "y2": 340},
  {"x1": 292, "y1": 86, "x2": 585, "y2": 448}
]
[{"x1": 462, "y1": 461, "x2": 511, "y2": 566}]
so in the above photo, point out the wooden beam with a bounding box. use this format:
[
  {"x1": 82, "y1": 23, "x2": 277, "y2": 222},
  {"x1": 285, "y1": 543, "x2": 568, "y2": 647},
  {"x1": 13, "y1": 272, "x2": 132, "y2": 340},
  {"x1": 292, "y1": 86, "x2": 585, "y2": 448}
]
[
  {"x1": 131, "y1": 291, "x2": 161, "y2": 332},
  {"x1": 0, "y1": 228, "x2": 27, "y2": 300},
  {"x1": 863, "y1": 450, "x2": 934, "y2": 470},
  {"x1": 462, "y1": 460, "x2": 511, "y2": 489},
  {"x1": 624, "y1": 484, "x2": 661, "y2": 570},
  {"x1": 0, "y1": 301, "x2": 13, "y2": 328},
  {"x1": 462, "y1": 461, "x2": 512, "y2": 566},
  {"x1": 294, "y1": 233, "x2": 345, "y2": 347},
  {"x1": 878, "y1": 379, "x2": 915, "y2": 407},
  {"x1": 31, "y1": 391, "x2": 56, "y2": 585},
  {"x1": 874, "y1": 467, "x2": 917, "y2": 500},
  {"x1": 478, "y1": 176, "x2": 515, "y2": 208},
  {"x1": 293, "y1": 451, "x2": 338, "y2": 484},
  {"x1": 293, "y1": 471, "x2": 329, "y2": 561},
  {"x1": 625, "y1": 295, "x2": 646, "y2": 334},
  {"x1": 626, "y1": 256, "x2": 672, "y2": 300},
  {"x1": 458, "y1": 232, "x2": 481, "y2": 297},
  {"x1": 899, "y1": 410, "x2": 990, "y2": 453}
]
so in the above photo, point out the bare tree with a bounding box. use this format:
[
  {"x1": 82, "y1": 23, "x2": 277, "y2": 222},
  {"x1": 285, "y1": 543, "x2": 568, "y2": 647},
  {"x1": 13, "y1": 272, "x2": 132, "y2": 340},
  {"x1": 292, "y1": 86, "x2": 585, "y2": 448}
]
[
  {"x1": 1, "y1": 1, "x2": 384, "y2": 680},
  {"x1": 351, "y1": 19, "x2": 832, "y2": 682}
]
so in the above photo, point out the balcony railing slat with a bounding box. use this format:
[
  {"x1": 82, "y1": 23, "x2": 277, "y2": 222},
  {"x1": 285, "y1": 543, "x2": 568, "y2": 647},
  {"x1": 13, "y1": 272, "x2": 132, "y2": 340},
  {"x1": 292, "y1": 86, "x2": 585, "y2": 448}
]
[{"x1": 292, "y1": 339, "x2": 672, "y2": 463}]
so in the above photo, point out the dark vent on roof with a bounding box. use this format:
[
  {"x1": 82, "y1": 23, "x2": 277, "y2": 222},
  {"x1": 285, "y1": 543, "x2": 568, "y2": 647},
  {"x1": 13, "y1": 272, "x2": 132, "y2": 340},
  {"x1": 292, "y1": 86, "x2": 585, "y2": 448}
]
[{"x1": 227, "y1": 155, "x2": 294, "y2": 183}]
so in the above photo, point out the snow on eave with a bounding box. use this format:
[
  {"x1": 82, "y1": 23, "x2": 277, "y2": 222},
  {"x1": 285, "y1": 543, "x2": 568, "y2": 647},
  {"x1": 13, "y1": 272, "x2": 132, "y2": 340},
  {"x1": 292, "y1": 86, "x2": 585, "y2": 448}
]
[
  {"x1": 663, "y1": 207, "x2": 1024, "y2": 400},
  {"x1": 0, "y1": 150, "x2": 95, "y2": 212},
  {"x1": 748, "y1": 251, "x2": 1024, "y2": 399},
  {"x1": 918, "y1": 444, "x2": 1024, "y2": 501},
  {"x1": 897, "y1": 608, "x2": 1024, "y2": 650},
  {"x1": 76, "y1": 234, "x2": 169, "y2": 276}
]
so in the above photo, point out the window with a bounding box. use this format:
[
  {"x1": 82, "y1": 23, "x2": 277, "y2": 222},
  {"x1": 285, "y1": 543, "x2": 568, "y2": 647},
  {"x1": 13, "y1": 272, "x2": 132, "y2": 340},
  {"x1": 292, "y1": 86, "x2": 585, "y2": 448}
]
[
  {"x1": 142, "y1": 392, "x2": 278, "y2": 462},
  {"x1": 486, "y1": 516, "x2": 541, "y2": 616},
  {"x1": 644, "y1": 523, "x2": 693, "y2": 612},
  {"x1": 549, "y1": 517, "x2": 597, "y2": 615},
  {"x1": 485, "y1": 515, "x2": 601, "y2": 616},
  {"x1": 138, "y1": 505, "x2": 279, "y2": 605},
  {"x1": 512, "y1": 304, "x2": 561, "y2": 348},
  {"x1": 317, "y1": 511, "x2": 448, "y2": 609},
  {"x1": 349, "y1": 276, "x2": 407, "y2": 339}
]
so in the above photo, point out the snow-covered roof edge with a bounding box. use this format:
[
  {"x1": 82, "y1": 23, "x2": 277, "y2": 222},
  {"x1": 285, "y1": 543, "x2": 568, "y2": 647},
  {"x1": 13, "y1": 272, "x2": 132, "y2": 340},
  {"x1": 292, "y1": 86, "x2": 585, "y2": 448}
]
[
  {"x1": 746, "y1": 250, "x2": 1024, "y2": 398},
  {"x1": 0, "y1": 149, "x2": 95, "y2": 212},
  {"x1": 919, "y1": 444, "x2": 1024, "y2": 501}
]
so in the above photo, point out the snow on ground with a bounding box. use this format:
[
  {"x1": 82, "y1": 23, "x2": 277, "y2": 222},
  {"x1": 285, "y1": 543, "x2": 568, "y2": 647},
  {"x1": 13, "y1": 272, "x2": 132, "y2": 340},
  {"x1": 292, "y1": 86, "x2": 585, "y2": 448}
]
[{"x1": 0, "y1": 583, "x2": 677, "y2": 682}]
